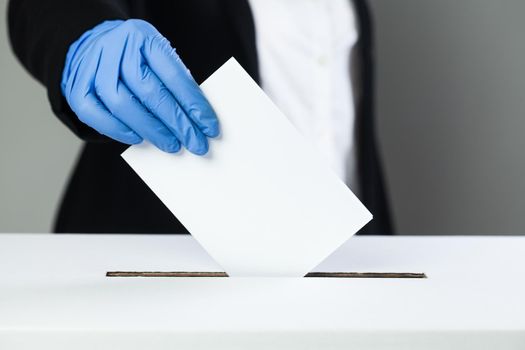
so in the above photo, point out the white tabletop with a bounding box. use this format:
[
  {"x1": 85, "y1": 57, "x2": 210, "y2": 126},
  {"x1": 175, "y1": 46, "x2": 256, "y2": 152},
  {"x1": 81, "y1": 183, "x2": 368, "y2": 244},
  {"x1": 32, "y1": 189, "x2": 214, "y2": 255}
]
[{"x1": 0, "y1": 234, "x2": 524, "y2": 350}]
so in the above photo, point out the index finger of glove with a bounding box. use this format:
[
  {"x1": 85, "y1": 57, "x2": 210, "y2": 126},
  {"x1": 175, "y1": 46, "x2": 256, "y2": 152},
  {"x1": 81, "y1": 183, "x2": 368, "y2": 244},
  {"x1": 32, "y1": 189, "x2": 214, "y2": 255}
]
[{"x1": 141, "y1": 33, "x2": 220, "y2": 138}]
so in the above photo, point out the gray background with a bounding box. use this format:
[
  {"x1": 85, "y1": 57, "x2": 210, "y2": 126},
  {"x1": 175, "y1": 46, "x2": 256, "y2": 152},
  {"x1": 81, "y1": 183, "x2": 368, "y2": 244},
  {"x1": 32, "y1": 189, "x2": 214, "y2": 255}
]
[{"x1": 1, "y1": 0, "x2": 524, "y2": 234}]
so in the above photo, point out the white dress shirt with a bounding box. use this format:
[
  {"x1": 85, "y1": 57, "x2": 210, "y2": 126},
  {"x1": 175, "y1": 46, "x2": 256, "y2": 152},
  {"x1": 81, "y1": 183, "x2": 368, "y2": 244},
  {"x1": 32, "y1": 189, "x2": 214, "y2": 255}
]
[{"x1": 248, "y1": 0, "x2": 359, "y2": 191}]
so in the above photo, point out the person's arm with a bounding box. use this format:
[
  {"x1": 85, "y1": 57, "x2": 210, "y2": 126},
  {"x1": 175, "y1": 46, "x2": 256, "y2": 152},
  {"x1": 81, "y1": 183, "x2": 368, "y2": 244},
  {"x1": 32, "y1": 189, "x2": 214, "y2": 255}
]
[
  {"x1": 8, "y1": 0, "x2": 218, "y2": 154},
  {"x1": 8, "y1": 0, "x2": 130, "y2": 141}
]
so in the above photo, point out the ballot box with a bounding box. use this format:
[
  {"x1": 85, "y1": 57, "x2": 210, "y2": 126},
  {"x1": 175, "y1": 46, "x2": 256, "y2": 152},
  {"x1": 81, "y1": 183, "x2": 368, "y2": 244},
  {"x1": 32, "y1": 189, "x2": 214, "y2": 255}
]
[{"x1": 0, "y1": 234, "x2": 524, "y2": 350}]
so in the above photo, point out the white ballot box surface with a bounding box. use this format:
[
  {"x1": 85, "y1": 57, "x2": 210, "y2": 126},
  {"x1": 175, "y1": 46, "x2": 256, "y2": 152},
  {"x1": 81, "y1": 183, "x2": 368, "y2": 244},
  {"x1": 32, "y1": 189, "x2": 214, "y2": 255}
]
[{"x1": 0, "y1": 234, "x2": 524, "y2": 350}]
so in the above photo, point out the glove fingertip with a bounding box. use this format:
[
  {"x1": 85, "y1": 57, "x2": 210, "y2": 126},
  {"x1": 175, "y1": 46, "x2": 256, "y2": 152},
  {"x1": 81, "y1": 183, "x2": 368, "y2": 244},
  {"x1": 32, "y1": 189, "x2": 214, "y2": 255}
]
[
  {"x1": 117, "y1": 132, "x2": 143, "y2": 145},
  {"x1": 190, "y1": 109, "x2": 220, "y2": 138},
  {"x1": 129, "y1": 134, "x2": 144, "y2": 145},
  {"x1": 164, "y1": 140, "x2": 182, "y2": 153},
  {"x1": 188, "y1": 138, "x2": 209, "y2": 156},
  {"x1": 203, "y1": 126, "x2": 220, "y2": 138}
]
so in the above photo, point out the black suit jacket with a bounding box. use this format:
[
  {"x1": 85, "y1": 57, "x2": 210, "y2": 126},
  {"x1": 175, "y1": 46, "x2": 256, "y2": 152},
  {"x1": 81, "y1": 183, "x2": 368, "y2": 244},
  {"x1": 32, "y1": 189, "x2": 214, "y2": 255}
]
[{"x1": 8, "y1": 0, "x2": 393, "y2": 234}]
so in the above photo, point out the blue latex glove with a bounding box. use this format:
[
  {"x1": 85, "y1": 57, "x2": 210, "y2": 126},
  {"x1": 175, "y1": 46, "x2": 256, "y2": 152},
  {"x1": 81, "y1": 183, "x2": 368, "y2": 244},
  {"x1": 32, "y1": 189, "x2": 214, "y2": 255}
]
[{"x1": 61, "y1": 19, "x2": 219, "y2": 155}]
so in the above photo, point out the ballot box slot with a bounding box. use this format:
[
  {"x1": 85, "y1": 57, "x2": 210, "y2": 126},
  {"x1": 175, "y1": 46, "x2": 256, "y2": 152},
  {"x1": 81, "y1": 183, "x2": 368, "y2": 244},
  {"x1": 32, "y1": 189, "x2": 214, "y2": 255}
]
[{"x1": 106, "y1": 271, "x2": 427, "y2": 279}]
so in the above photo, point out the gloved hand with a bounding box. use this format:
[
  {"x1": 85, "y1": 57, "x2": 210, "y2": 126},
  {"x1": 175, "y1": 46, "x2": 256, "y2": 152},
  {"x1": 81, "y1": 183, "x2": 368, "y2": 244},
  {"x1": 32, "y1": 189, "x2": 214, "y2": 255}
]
[{"x1": 61, "y1": 19, "x2": 219, "y2": 155}]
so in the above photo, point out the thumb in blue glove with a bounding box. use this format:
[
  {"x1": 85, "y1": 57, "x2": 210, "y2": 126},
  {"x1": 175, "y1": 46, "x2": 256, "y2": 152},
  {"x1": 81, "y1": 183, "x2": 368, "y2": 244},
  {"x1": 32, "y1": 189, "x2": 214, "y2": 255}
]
[{"x1": 61, "y1": 19, "x2": 219, "y2": 155}]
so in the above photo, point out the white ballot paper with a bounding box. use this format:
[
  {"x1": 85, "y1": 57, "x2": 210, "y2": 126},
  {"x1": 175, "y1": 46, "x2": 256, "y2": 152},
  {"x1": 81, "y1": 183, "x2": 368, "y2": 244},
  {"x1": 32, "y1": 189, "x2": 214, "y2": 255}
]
[{"x1": 122, "y1": 58, "x2": 372, "y2": 277}]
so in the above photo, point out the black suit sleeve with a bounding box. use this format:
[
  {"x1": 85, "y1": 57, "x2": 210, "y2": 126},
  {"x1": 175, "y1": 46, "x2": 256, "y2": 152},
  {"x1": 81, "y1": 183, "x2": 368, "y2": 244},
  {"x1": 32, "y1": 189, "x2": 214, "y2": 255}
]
[{"x1": 7, "y1": 0, "x2": 131, "y2": 141}]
